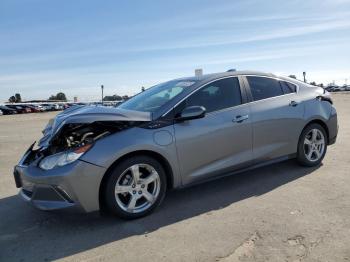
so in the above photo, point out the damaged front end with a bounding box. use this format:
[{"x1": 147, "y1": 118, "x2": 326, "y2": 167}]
[
  {"x1": 13, "y1": 106, "x2": 152, "y2": 212},
  {"x1": 20, "y1": 106, "x2": 152, "y2": 170}
]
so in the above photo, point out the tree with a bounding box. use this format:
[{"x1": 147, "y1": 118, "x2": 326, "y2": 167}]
[
  {"x1": 15, "y1": 93, "x2": 22, "y2": 102},
  {"x1": 309, "y1": 81, "x2": 317, "y2": 86},
  {"x1": 9, "y1": 96, "x2": 16, "y2": 103},
  {"x1": 103, "y1": 95, "x2": 122, "y2": 101},
  {"x1": 49, "y1": 92, "x2": 67, "y2": 101},
  {"x1": 8, "y1": 93, "x2": 22, "y2": 102},
  {"x1": 56, "y1": 92, "x2": 67, "y2": 101},
  {"x1": 289, "y1": 75, "x2": 297, "y2": 79}
]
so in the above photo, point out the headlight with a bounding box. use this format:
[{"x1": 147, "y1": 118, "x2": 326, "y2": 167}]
[{"x1": 39, "y1": 144, "x2": 92, "y2": 170}]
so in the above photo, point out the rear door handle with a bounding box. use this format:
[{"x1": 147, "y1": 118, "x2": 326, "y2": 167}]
[
  {"x1": 232, "y1": 115, "x2": 249, "y2": 123},
  {"x1": 289, "y1": 101, "x2": 298, "y2": 107}
]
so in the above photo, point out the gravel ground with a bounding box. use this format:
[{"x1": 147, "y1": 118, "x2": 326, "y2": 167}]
[{"x1": 0, "y1": 94, "x2": 349, "y2": 262}]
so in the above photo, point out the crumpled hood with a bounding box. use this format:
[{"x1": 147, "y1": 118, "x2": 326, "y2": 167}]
[{"x1": 38, "y1": 106, "x2": 151, "y2": 148}]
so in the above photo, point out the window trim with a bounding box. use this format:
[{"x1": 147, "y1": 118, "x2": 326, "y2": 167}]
[
  {"x1": 162, "y1": 76, "x2": 247, "y2": 117},
  {"x1": 162, "y1": 75, "x2": 300, "y2": 118},
  {"x1": 242, "y1": 75, "x2": 299, "y2": 104}
]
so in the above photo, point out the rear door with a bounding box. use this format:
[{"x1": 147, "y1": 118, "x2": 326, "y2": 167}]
[
  {"x1": 173, "y1": 77, "x2": 253, "y2": 185},
  {"x1": 243, "y1": 76, "x2": 304, "y2": 163}
]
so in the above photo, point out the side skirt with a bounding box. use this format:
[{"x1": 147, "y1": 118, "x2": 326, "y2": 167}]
[{"x1": 177, "y1": 153, "x2": 296, "y2": 189}]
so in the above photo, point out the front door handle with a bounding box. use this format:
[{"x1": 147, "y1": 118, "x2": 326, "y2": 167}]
[
  {"x1": 289, "y1": 101, "x2": 298, "y2": 107},
  {"x1": 232, "y1": 115, "x2": 249, "y2": 123}
]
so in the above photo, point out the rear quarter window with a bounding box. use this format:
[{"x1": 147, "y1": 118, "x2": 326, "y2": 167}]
[
  {"x1": 246, "y1": 76, "x2": 283, "y2": 101},
  {"x1": 280, "y1": 81, "x2": 297, "y2": 94}
]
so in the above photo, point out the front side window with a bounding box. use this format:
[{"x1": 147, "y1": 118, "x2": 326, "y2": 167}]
[
  {"x1": 247, "y1": 76, "x2": 283, "y2": 101},
  {"x1": 186, "y1": 77, "x2": 242, "y2": 113},
  {"x1": 118, "y1": 80, "x2": 197, "y2": 112}
]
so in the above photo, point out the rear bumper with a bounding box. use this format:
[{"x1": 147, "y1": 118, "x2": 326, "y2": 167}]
[
  {"x1": 327, "y1": 106, "x2": 338, "y2": 145},
  {"x1": 14, "y1": 159, "x2": 106, "y2": 213}
]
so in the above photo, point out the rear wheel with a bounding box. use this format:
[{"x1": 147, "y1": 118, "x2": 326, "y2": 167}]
[
  {"x1": 104, "y1": 156, "x2": 167, "y2": 219},
  {"x1": 297, "y1": 123, "x2": 327, "y2": 167}
]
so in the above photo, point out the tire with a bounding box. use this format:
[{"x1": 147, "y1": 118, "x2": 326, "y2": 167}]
[
  {"x1": 104, "y1": 155, "x2": 167, "y2": 219},
  {"x1": 297, "y1": 123, "x2": 328, "y2": 167}
]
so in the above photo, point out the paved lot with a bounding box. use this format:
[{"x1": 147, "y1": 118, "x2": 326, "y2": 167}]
[{"x1": 1, "y1": 94, "x2": 349, "y2": 262}]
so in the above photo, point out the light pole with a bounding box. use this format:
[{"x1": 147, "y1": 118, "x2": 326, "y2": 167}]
[
  {"x1": 101, "y1": 85, "x2": 104, "y2": 105},
  {"x1": 303, "y1": 72, "x2": 306, "y2": 83}
]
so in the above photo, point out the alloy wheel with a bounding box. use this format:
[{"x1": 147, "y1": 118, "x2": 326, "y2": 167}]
[
  {"x1": 303, "y1": 128, "x2": 325, "y2": 162},
  {"x1": 114, "y1": 164, "x2": 160, "y2": 213}
]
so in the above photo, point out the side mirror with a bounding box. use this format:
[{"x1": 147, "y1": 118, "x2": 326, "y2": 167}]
[{"x1": 176, "y1": 106, "x2": 206, "y2": 122}]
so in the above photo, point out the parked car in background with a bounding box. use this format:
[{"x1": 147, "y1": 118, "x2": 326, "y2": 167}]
[
  {"x1": 40, "y1": 104, "x2": 53, "y2": 111},
  {"x1": 343, "y1": 85, "x2": 350, "y2": 91},
  {"x1": 327, "y1": 85, "x2": 342, "y2": 92},
  {"x1": 20, "y1": 105, "x2": 32, "y2": 113},
  {"x1": 0, "y1": 109, "x2": 3, "y2": 115},
  {"x1": 21, "y1": 105, "x2": 32, "y2": 113},
  {"x1": 26, "y1": 105, "x2": 42, "y2": 112},
  {"x1": 63, "y1": 103, "x2": 81, "y2": 110},
  {"x1": 53, "y1": 104, "x2": 62, "y2": 110},
  {"x1": 6, "y1": 105, "x2": 28, "y2": 114},
  {"x1": 0, "y1": 105, "x2": 17, "y2": 115},
  {"x1": 334, "y1": 86, "x2": 342, "y2": 92},
  {"x1": 14, "y1": 70, "x2": 338, "y2": 219}
]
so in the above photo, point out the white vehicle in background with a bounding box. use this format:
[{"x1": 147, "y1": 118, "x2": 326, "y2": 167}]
[
  {"x1": 330, "y1": 85, "x2": 341, "y2": 92},
  {"x1": 40, "y1": 104, "x2": 52, "y2": 111},
  {"x1": 343, "y1": 85, "x2": 350, "y2": 91},
  {"x1": 336, "y1": 86, "x2": 344, "y2": 92},
  {"x1": 0, "y1": 109, "x2": 3, "y2": 116},
  {"x1": 41, "y1": 103, "x2": 63, "y2": 111},
  {"x1": 53, "y1": 104, "x2": 63, "y2": 110}
]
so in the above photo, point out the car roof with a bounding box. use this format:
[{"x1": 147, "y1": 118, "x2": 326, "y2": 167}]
[{"x1": 175, "y1": 70, "x2": 276, "y2": 82}]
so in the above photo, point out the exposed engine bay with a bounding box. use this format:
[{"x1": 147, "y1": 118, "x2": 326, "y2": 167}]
[
  {"x1": 48, "y1": 121, "x2": 137, "y2": 154},
  {"x1": 20, "y1": 106, "x2": 152, "y2": 166},
  {"x1": 21, "y1": 120, "x2": 143, "y2": 166}
]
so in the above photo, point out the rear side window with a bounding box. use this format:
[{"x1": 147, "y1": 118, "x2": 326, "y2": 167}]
[
  {"x1": 247, "y1": 76, "x2": 283, "y2": 101},
  {"x1": 280, "y1": 81, "x2": 297, "y2": 94},
  {"x1": 186, "y1": 77, "x2": 242, "y2": 113}
]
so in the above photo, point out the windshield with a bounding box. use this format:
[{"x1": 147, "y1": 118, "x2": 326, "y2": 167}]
[{"x1": 119, "y1": 80, "x2": 197, "y2": 112}]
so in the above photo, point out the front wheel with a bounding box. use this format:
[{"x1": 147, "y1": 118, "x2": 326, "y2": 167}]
[
  {"x1": 104, "y1": 156, "x2": 167, "y2": 219},
  {"x1": 297, "y1": 123, "x2": 327, "y2": 167}
]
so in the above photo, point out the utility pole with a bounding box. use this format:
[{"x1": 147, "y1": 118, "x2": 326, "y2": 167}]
[
  {"x1": 101, "y1": 85, "x2": 104, "y2": 105},
  {"x1": 303, "y1": 72, "x2": 306, "y2": 83}
]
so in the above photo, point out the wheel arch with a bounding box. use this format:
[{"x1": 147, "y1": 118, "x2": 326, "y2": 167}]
[
  {"x1": 98, "y1": 150, "x2": 175, "y2": 212},
  {"x1": 302, "y1": 119, "x2": 330, "y2": 144}
]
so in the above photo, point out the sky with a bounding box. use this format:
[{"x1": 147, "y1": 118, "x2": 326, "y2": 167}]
[{"x1": 0, "y1": 0, "x2": 350, "y2": 102}]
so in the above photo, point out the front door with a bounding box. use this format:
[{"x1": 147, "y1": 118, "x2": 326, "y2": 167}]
[{"x1": 173, "y1": 77, "x2": 253, "y2": 185}]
